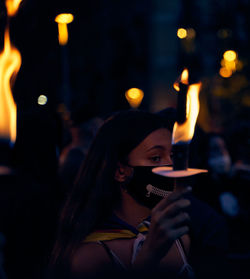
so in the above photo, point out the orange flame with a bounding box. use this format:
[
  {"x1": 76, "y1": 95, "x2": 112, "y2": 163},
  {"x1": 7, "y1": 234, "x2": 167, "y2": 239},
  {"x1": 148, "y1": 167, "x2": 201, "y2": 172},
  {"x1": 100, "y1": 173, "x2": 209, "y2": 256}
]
[
  {"x1": 172, "y1": 82, "x2": 201, "y2": 144},
  {"x1": 173, "y1": 68, "x2": 189, "y2": 91},
  {"x1": 125, "y1": 88, "x2": 144, "y2": 108},
  {"x1": 55, "y1": 13, "x2": 74, "y2": 46},
  {"x1": 0, "y1": 1, "x2": 22, "y2": 143},
  {"x1": 6, "y1": 0, "x2": 22, "y2": 17}
]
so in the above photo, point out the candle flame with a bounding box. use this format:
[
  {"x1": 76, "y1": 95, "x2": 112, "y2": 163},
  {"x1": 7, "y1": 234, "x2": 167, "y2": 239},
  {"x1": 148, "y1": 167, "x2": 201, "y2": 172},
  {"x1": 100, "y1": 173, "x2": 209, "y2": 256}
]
[
  {"x1": 55, "y1": 13, "x2": 74, "y2": 46},
  {"x1": 172, "y1": 83, "x2": 201, "y2": 144},
  {"x1": 223, "y1": 50, "x2": 237, "y2": 62},
  {"x1": 125, "y1": 88, "x2": 144, "y2": 108},
  {"x1": 0, "y1": 2, "x2": 22, "y2": 143},
  {"x1": 173, "y1": 68, "x2": 189, "y2": 91},
  {"x1": 6, "y1": 0, "x2": 22, "y2": 17}
]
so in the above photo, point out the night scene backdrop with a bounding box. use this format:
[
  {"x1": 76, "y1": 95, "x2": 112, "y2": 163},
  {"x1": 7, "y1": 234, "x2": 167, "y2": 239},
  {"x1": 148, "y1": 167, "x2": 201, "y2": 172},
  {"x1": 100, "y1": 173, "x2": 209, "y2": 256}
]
[{"x1": 0, "y1": 0, "x2": 250, "y2": 279}]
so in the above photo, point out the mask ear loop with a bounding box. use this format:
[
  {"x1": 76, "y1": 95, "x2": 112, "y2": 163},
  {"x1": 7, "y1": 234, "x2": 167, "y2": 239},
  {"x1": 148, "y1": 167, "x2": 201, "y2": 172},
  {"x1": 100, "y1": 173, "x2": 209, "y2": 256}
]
[{"x1": 146, "y1": 184, "x2": 172, "y2": 198}]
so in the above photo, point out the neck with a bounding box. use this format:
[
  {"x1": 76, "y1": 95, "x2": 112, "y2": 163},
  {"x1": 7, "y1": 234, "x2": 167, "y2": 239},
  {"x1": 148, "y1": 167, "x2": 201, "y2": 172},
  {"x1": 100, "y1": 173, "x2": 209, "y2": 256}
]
[{"x1": 114, "y1": 188, "x2": 151, "y2": 228}]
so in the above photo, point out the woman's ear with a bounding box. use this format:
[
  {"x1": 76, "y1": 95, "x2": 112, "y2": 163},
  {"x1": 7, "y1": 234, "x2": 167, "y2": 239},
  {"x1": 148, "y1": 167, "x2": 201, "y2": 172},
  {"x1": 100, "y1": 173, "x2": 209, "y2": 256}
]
[{"x1": 114, "y1": 162, "x2": 133, "y2": 182}]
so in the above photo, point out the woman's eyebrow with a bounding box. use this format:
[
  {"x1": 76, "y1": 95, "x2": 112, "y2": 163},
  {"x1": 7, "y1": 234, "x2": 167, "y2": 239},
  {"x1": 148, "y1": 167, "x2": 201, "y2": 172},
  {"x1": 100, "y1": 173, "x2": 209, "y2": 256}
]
[{"x1": 146, "y1": 145, "x2": 165, "y2": 152}]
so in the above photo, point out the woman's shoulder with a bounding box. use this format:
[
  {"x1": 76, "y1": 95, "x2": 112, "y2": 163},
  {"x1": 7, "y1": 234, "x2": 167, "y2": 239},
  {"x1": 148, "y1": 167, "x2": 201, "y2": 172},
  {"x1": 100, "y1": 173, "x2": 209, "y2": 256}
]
[{"x1": 71, "y1": 242, "x2": 113, "y2": 277}]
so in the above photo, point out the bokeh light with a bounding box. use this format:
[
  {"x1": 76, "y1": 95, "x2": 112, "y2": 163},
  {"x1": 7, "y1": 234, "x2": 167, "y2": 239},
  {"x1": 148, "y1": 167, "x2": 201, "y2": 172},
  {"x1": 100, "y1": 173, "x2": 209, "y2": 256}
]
[
  {"x1": 37, "y1": 95, "x2": 48, "y2": 105},
  {"x1": 55, "y1": 13, "x2": 74, "y2": 45},
  {"x1": 125, "y1": 88, "x2": 144, "y2": 108},
  {"x1": 223, "y1": 50, "x2": 237, "y2": 62},
  {"x1": 55, "y1": 13, "x2": 74, "y2": 24},
  {"x1": 177, "y1": 28, "x2": 187, "y2": 39},
  {"x1": 219, "y1": 67, "x2": 232, "y2": 78}
]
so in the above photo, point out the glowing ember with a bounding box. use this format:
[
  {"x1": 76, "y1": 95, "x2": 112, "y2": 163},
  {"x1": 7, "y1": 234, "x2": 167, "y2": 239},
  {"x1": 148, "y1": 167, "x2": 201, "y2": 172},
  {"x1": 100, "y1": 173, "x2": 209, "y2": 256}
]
[
  {"x1": 172, "y1": 82, "x2": 201, "y2": 144},
  {"x1": 0, "y1": 0, "x2": 22, "y2": 143}
]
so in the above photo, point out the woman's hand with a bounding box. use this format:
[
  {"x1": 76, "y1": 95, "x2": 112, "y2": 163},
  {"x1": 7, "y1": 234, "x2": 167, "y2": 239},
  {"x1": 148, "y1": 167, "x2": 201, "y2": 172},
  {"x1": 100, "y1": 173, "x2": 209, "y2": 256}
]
[{"x1": 133, "y1": 187, "x2": 191, "y2": 268}]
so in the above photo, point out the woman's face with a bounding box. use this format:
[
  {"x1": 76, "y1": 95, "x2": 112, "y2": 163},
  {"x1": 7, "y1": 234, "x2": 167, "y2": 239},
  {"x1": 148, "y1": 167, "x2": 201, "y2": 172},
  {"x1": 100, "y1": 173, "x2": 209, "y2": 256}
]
[
  {"x1": 119, "y1": 128, "x2": 174, "y2": 209},
  {"x1": 127, "y1": 128, "x2": 172, "y2": 167}
]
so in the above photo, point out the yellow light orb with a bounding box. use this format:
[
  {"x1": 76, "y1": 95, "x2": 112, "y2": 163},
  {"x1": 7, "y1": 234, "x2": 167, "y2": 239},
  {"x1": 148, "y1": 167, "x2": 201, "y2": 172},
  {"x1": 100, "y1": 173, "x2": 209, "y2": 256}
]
[
  {"x1": 177, "y1": 28, "x2": 187, "y2": 39},
  {"x1": 55, "y1": 13, "x2": 74, "y2": 24},
  {"x1": 223, "y1": 50, "x2": 237, "y2": 62},
  {"x1": 38, "y1": 95, "x2": 48, "y2": 105},
  {"x1": 125, "y1": 88, "x2": 144, "y2": 108},
  {"x1": 219, "y1": 67, "x2": 232, "y2": 78},
  {"x1": 127, "y1": 88, "x2": 141, "y2": 99}
]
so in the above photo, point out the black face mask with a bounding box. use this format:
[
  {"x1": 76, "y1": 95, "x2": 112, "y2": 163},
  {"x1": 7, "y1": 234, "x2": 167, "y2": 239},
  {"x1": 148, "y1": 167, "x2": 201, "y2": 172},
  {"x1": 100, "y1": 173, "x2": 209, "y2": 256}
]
[{"x1": 124, "y1": 165, "x2": 174, "y2": 209}]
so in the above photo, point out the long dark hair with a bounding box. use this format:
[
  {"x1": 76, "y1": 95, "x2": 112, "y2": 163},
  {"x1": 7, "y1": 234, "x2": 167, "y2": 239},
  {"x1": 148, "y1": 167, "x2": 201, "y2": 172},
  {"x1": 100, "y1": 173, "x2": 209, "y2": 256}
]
[{"x1": 49, "y1": 109, "x2": 175, "y2": 276}]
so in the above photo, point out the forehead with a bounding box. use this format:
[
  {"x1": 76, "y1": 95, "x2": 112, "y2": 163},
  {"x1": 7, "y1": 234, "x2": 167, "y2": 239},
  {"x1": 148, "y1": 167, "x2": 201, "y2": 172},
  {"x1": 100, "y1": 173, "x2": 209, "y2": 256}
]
[{"x1": 129, "y1": 128, "x2": 172, "y2": 154}]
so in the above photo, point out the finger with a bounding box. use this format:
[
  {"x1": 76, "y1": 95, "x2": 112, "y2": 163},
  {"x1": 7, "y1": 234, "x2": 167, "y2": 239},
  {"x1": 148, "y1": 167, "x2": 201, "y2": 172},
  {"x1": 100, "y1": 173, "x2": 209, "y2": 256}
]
[
  {"x1": 172, "y1": 226, "x2": 189, "y2": 240},
  {"x1": 169, "y1": 212, "x2": 190, "y2": 228},
  {"x1": 160, "y1": 199, "x2": 191, "y2": 219},
  {"x1": 154, "y1": 186, "x2": 192, "y2": 212},
  {"x1": 158, "y1": 225, "x2": 190, "y2": 244},
  {"x1": 159, "y1": 212, "x2": 190, "y2": 233}
]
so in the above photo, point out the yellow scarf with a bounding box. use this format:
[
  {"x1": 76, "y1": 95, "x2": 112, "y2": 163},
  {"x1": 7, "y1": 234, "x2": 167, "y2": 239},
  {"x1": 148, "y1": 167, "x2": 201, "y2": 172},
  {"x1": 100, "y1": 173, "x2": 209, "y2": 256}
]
[{"x1": 83, "y1": 215, "x2": 150, "y2": 243}]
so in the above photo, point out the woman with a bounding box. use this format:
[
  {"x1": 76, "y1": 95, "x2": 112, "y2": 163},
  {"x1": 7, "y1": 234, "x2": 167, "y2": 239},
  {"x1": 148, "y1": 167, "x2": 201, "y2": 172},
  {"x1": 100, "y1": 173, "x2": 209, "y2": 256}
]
[{"x1": 49, "y1": 109, "x2": 229, "y2": 279}]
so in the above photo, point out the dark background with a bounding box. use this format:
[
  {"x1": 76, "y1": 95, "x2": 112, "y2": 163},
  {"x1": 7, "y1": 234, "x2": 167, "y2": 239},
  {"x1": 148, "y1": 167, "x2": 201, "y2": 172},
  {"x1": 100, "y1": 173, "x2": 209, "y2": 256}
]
[{"x1": 0, "y1": 0, "x2": 250, "y2": 278}]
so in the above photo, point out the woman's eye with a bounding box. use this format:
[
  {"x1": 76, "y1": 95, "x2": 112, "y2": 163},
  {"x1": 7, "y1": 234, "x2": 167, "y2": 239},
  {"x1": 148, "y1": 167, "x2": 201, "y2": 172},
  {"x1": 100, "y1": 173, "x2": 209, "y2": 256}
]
[{"x1": 150, "y1": 156, "x2": 161, "y2": 163}]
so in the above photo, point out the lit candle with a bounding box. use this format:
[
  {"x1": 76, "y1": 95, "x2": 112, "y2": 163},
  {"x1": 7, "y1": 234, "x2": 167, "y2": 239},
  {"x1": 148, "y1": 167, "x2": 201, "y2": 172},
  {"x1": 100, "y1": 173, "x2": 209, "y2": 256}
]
[
  {"x1": 152, "y1": 73, "x2": 207, "y2": 181},
  {"x1": 172, "y1": 70, "x2": 201, "y2": 171},
  {"x1": 0, "y1": 0, "x2": 22, "y2": 170},
  {"x1": 55, "y1": 13, "x2": 74, "y2": 46},
  {"x1": 55, "y1": 13, "x2": 74, "y2": 115}
]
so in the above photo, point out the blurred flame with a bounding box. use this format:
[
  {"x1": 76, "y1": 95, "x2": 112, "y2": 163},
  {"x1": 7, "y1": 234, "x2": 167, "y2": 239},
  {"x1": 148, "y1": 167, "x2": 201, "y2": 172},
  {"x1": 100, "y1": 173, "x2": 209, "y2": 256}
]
[
  {"x1": 221, "y1": 59, "x2": 236, "y2": 72},
  {"x1": 55, "y1": 13, "x2": 74, "y2": 46},
  {"x1": 0, "y1": 4, "x2": 22, "y2": 143},
  {"x1": 219, "y1": 50, "x2": 239, "y2": 78},
  {"x1": 125, "y1": 88, "x2": 144, "y2": 108},
  {"x1": 6, "y1": 0, "x2": 22, "y2": 16},
  {"x1": 172, "y1": 83, "x2": 201, "y2": 144},
  {"x1": 57, "y1": 23, "x2": 69, "y2": 45},
  {"x1": 223, "y1": 50, "x2": 237, "y2": 62},
  {"x1": 55, "y1": 13, "x2": 74, "y2": 24},
  {"x1": 181, "y1": 69, "x2": 189, "y2": 84},
  {"x1": 219, "y1": 67, "x2": 232, "y2": 78},
  {"x1": 173, "y1": 68, "x2": 189, "y2": 91}
]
